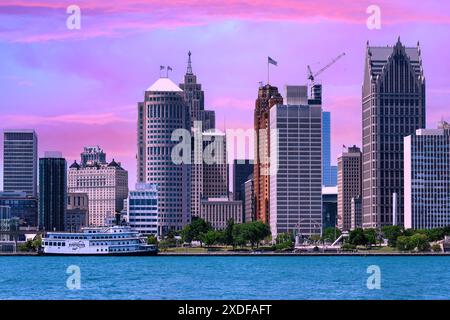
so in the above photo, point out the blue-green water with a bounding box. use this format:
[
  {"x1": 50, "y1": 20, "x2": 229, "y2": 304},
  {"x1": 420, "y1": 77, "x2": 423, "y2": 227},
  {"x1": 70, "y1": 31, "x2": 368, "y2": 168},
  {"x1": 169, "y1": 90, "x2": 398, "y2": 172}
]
[{"x1": 0, "y1": 256, "x2": 449, "y2": 300}]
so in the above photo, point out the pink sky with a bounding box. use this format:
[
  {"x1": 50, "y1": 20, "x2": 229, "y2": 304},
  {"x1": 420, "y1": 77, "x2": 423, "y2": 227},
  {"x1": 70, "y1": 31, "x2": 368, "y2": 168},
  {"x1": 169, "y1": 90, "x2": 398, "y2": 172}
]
[{"x1": 1, "y1": 0, "x2": 450, "y2": 188}]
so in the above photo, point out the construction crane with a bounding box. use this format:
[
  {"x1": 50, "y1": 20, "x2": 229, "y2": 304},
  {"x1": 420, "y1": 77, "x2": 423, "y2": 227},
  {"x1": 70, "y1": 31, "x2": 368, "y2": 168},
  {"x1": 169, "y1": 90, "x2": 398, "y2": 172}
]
[{"x1": 307, "y1": 52, "x2": 346, "y2": 84}]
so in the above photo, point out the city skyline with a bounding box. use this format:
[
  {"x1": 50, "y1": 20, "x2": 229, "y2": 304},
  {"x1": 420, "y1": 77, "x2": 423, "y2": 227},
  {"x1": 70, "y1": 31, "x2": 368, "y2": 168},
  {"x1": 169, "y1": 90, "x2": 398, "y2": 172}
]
[{"x1": 2, "y1": 1, "x2": 450, "y2": 189}]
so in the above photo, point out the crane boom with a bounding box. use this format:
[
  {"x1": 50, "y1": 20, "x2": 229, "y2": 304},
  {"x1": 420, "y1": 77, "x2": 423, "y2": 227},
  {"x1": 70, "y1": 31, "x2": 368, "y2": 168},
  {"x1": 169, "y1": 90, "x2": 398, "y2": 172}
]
[{"x1": 307, "y1": 52, "x2": 345, "y2": 83}]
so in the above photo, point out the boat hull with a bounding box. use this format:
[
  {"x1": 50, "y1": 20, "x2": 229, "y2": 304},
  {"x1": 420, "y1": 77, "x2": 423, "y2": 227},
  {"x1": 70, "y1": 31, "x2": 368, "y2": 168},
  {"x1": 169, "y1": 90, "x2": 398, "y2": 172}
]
[{"x1": 40, "y1": 250, "x2": 158, "y2": 256}]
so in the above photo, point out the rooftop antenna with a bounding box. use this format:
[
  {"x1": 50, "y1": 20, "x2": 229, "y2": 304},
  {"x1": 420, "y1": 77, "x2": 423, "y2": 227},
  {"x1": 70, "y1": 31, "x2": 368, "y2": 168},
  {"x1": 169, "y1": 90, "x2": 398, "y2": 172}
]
[{"x1": 187, "y1": 51, "x2": 193, "y2": 75}]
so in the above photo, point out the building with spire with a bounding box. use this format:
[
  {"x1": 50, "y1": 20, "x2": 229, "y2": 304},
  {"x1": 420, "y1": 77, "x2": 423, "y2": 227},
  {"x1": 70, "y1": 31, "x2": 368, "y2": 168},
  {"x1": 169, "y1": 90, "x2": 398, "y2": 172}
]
[
  {"x1": 362, "y1": 38, "x2": 425, "y2": 228},
  {"x1": 137, "y1": 75, "x2": 191, "y2": 235},
  {"x1": 178, "y1": 52, "x2": 229, "y2": 217},
  {"x1": 253, "y1": 84, "x2": 283, "y2": 224}
]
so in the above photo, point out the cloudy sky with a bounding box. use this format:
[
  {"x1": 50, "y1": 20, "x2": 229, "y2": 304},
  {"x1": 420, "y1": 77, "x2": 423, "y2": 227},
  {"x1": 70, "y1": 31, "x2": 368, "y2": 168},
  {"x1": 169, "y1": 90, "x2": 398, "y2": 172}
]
[{"x1": 1, "y1": 0, "x2": 450, "y2": 188}]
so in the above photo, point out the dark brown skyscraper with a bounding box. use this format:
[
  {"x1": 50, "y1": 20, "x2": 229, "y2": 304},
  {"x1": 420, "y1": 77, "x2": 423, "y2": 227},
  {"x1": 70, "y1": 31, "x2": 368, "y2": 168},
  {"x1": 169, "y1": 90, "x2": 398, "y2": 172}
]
[
  {"x1": 253, "y1": 84, "x2": 283, "y2": 224},
  {"x1": 362, "y1": 38, "x2": 425, "y2": 228}
]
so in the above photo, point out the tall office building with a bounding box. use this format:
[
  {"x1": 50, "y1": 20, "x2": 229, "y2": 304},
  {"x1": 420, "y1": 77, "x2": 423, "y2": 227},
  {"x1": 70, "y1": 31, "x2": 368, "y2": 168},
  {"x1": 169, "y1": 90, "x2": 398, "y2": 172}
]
[
  {"x1": 322, "y1": 112, "x2": 337, "y2": 186},
  {"x1": 137, "y1": 76, "x2": 191, "y2": 235},
  {"x1": 404, "y1": 122, "x2": 450, "y2": 229},
  {"x1": 233, "y1": 159, "x2": 254, "y2": 201},
  {"x1": 362, "y1": 38, "x2": 425, "y2": 228},
  {"x1": 202, "y1": 130, "x2": 228, "y2": 198},
  {"x1": 3, "y1": 130, "x2": 38, "y2": 197},
  {"x1": 126, "y1": 183, "x2": 159, "y2": 236},
  {"x1": 68, "y1": 147, "x2": 128, "y2": 227},
  {"x1": 253, "y1": 84, "x2": 283, "y2": 224},
  {"x1": 337, "y1": 145, "x2": 362, "y2": 231},
  {"x1": 39, "y1": 152, "x2": 67, "y2": 231},
  {"x1": 269, "y1": 85, "x2": 322, "y2": 238},
  {"x1": 179, "y1": 52, "x2": 220, "y2": 217}
]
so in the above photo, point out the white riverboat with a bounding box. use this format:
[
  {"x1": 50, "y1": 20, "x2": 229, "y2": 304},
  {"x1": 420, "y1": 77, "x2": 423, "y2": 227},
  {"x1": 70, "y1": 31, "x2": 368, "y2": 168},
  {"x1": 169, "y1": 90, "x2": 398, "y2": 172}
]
[{"x1": 42, "y1": 226, "x2": 157, "y2": 256}]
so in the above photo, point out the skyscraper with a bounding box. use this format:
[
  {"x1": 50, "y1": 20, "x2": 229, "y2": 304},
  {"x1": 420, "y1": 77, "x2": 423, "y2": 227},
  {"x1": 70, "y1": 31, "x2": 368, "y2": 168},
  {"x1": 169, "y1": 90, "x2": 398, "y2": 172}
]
[
  {"x1": 404, "y1": 122, "x2": 450, "y2": 229},
  {"x1": 137, "y1": 76, "x2": 191, "y2": 235},
  {"x1": 253, "y1": 84, "x2": 283, "y2": 224},
  {"x1": 68, "y1": 148, "x2": 128, "y2": 227},
  {"x1": 179, "y1": 52, "x2": 220, "y2": 217},
  {"x1": 202, "y1": 130, "x2": 228, "y2": 198},
  {"x1": 3, "y1": 130, "x2": 38, "y2": 197},
  {"x1": 322, "y1": 112, "x2": 337, "y2": 186},
  {"x1": 39, "y1": 152, "x2": 67, "y2": 231},
  {"x1": 362, "y1": 38, "x2": 425, "y2": 228},
  {"x1": 269, "y1": 85, "x2": 322, "y2": 238},
  {"x1": 233, "y1": 159, "x2": 254, "y2": 201},
  {"x1": 337, "y1": 145, "x2": 362, "y2": 231}
]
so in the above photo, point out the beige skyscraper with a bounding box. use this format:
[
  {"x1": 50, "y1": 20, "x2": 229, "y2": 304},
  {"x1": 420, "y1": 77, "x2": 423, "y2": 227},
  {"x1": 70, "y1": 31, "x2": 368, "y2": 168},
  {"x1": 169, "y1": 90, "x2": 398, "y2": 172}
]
[
  {"x1": 337, "y1": 145, "x2": 362, "y2": 231},
  {"x1": 68, "y1": 148, "x2": 128, "y2": 227}
]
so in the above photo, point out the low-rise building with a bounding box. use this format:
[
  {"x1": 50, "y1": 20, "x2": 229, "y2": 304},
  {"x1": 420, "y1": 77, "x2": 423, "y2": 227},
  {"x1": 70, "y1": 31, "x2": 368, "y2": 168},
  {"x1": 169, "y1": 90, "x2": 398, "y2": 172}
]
[
  {"x1": 126, "y1": 183, "x2": 158, "y2": 236},
  {"x1": 0, "y1": 191, "x2": 38, "y2": 227},
  {"x1": 66, "y1": 192, "x2": 89, "y2": 232},
  {"x1": 200, "y1": 197, "x2": 242, "y2": 230}
]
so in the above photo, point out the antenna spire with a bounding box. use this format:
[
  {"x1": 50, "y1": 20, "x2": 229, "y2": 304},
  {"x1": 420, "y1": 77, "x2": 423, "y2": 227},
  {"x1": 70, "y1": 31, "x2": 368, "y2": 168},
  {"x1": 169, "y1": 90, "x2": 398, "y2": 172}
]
[{"x1": 187, "y1": 51, "x2": 193, "y2": 75}]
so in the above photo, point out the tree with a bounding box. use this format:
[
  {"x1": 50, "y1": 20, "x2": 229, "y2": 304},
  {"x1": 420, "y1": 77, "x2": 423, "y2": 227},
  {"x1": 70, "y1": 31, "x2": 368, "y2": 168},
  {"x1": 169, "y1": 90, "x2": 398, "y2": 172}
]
[
  {"x1": 276, "y1": 232, "x2": 294, "y2": 244},
  {"x1": 322, "y1": 227, "x2": 341, "y2": 243},
  {"x1": 147, "y1": 235, "x2": 158, "y2": 245},
  {"x1": 381, "y1": 225, "x2": 402, "y2": 247},
  {"x1": 275, "y1": 232, "x2": 294, "y2": 251},
  {"x1": 202, "y1": 230, "x2": 223, "y2": 246},
  {"x1": 32, "y1": 235, "x2": 42, "y2": 250},
  {"x1": 410, "y1": 233, "x2": 430, "y2": 252},
  {"x1": 252, "y1": 221, "x2": 271, "y2": 248},
  {"x1": 349, "y1": 228, "x2": 367, "y2": 246},
  {"x1": 364, "y1": 228, "x2": 377, "y2": 247},
  {"x1": 180, "y1": 217, "x2": 212, "y2": 246},
  {"x1": 431, "y1": 244, "x2": 441, "y2": 252},
  {"x1": 396, "y1": 236, "x2": 413, "y2": 251},
  {"x1": 231, "y1": 224, "x2": 246, "y2": 248},
  {"x1": 224, "y1": 219, "x2": 235, "y2": 246}
]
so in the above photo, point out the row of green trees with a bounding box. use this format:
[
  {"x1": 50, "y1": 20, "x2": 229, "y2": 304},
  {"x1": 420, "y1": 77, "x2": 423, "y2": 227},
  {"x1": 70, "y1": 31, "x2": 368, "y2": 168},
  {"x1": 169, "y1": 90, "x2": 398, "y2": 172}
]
[
  {"x1": 180, "y1": 218, "x2": 271, "y2": 249},
  {"x1": 344, "y1": 225, "x2": 449, "y2": 252}
]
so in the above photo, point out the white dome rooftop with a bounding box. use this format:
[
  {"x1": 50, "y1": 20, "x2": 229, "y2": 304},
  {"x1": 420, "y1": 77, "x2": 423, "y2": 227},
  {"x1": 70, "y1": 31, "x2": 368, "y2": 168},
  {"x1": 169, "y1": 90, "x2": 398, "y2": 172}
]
[{"x1": 146, "y1": 78, "x2": 182, "y2": 92}]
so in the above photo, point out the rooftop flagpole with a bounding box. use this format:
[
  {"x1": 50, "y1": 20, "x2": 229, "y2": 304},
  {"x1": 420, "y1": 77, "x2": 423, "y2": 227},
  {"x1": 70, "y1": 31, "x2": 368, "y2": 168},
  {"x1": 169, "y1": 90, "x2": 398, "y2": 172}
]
[{"x1": 267, "y1": 56, "x2": 278, "y2": 86}]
